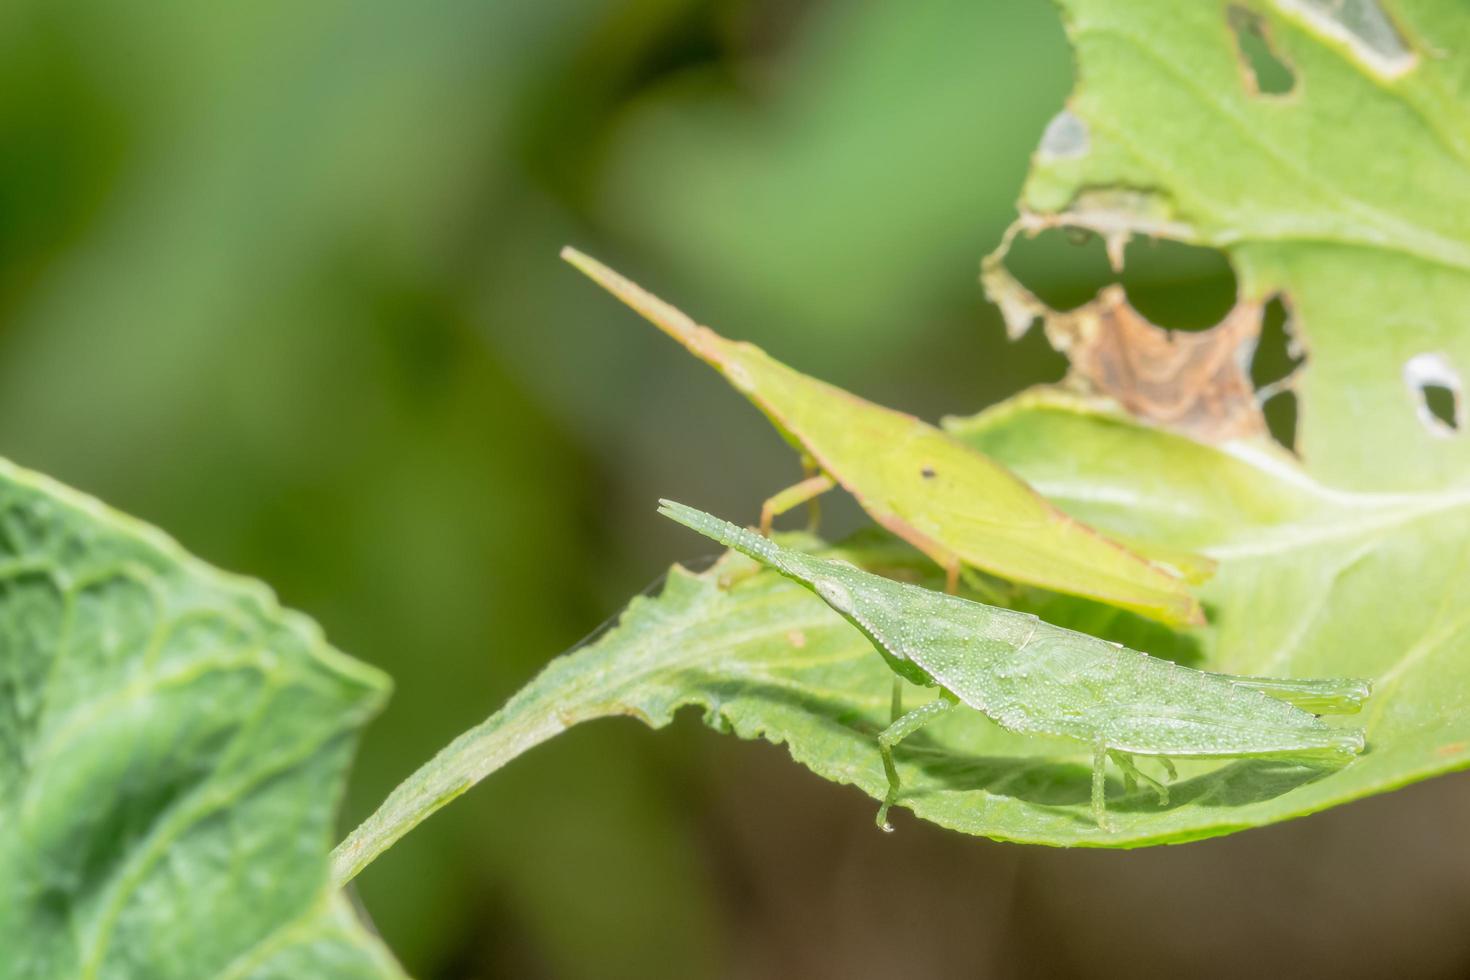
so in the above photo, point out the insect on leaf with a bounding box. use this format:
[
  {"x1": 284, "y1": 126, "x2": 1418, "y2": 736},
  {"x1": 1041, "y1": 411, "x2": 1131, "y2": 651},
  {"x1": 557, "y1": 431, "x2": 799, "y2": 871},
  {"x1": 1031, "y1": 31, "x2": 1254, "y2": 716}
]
[
  {"x1": 336, "y1": 502, "x2": 1391, "y2": 865},
  {"x1": 657, "y1": 499, "x2": 1368, "y2": 830},
  {"x1": 562, "y1": 247, "x2": 1208, "y2": 627},
  {"x1": 340, "y1": 0, "x2": 1470, "y2": 873}
]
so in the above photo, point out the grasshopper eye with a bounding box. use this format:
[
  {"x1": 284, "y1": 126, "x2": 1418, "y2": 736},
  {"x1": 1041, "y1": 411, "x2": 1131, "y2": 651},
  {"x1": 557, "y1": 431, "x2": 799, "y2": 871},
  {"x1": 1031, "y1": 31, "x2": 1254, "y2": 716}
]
[{"x1": 814, "y1": 578, "x2": 853, "y2": 613}]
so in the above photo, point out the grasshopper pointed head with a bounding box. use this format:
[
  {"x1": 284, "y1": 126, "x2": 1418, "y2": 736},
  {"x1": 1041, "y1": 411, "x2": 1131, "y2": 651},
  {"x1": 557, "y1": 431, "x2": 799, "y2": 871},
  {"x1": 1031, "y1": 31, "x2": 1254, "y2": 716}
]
[{"x1": 658, "y1": 499, "x2": 782, "y2": 565}]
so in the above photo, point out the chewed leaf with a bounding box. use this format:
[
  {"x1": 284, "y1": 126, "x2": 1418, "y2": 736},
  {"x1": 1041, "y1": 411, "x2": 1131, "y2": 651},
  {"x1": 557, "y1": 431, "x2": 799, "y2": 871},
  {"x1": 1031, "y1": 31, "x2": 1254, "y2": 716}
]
[
  {"x1": 563, "y1": 247, "x2": 1207, "y2": 627},
  {"x1": 940, "y1": 0, "x2": 1470, "y2": 833},
  {"x1": 981, "y1": 265, "x2": 1268, "y2": 443},
  {"x1": 995, "y1": 0, "x2": 1470, "y2": 492},
  {"x1": 0, "y1": 459, "x2": 401, "y2": 978}
]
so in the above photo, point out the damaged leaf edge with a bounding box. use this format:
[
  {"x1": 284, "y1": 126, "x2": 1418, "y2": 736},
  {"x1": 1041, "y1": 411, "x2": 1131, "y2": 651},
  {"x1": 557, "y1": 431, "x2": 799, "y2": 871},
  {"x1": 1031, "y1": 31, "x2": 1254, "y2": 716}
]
[{"x1": 982, "y1": 214, "x2": 1282, "y2": 446}]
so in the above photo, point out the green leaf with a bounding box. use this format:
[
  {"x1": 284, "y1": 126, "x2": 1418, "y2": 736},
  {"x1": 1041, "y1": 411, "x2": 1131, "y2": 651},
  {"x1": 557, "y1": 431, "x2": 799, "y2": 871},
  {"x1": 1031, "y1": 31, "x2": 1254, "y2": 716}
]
[{"x1": 0, "y1": 459, "x2": 401, "y2": 978}]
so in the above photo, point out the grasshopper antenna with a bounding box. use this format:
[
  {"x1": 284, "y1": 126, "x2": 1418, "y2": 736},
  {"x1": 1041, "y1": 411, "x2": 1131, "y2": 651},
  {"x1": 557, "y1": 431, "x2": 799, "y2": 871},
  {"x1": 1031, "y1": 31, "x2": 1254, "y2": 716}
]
[{"x1": 564, "y1": 553, "x2": 723, "y2": 655}]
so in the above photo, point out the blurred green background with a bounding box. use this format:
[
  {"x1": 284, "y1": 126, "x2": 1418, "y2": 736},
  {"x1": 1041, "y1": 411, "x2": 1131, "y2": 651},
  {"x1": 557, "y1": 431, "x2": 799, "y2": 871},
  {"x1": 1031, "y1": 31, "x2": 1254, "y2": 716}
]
[{"x1": 5, "y1": 1, "x2": 1468, "y2": 977}]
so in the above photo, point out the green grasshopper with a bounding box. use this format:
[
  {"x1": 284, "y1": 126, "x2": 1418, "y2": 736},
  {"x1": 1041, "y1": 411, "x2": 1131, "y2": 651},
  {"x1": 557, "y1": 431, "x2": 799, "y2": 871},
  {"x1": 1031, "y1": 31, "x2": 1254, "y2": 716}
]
[
  {"x1": 563, "y1": 247, "x2": 1208, "y2": 628},
  {"x1": 658, "y1": 499, "x2": 1371, "y2": 831}
]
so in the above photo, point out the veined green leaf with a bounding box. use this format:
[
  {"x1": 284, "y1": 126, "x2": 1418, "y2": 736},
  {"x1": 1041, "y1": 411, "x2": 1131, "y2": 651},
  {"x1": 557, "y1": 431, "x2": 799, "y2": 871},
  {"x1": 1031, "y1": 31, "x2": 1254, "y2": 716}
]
[{"x1": 0, "y1": 459, "x2": 400, "y2": 979}]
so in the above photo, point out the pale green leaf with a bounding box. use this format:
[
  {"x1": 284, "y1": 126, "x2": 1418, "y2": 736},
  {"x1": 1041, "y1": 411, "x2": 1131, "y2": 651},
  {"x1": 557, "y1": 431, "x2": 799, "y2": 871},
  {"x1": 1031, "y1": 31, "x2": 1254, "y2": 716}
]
[{"x1": 0, "y1": 459, "x2": 401, "y2": 979}]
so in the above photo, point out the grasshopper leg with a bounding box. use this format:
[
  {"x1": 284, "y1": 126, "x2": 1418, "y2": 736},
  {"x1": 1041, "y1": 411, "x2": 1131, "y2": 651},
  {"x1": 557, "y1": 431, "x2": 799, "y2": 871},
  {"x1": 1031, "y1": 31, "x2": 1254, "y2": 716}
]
[
  {"x1": 759, "y1": 474, "x2": 836, "y2": 536},
  {"x1": 799, "y1": 457, "x2": 826, "y2": 532},
  {"x1": 1091, "y1": 741, "x2": 1111, "y2": 831},
  {"x1": 890, "y1": 676, "x2": 904, "y2": 726},
  {"x1": 957, "y1": 567, "x2": 1014, "y2": 607},
  {"x1": 1109, "y1": 751, "x2": 1170, "y2": 806},
  {"x1": 876, "y1": 693, "x2": 957, "y2": 832}
]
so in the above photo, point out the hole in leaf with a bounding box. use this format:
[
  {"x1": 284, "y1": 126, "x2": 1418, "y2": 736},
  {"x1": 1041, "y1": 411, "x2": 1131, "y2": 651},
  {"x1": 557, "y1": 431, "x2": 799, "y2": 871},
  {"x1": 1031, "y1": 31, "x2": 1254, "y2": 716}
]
[
  {"x1": 1229, "y1": 7, "x2": 1297, "y2": 96},
  {"x1": 1251, "y1": 298, "x2": 1303, "y2": 453},
  {"x1": 1422, "y1": 385, "x2": 1459, "y2": 430},
  {"x1": 1281, "y1": 0, "x2": 1414, "y2": 78},
  {"x1": 1119, "y1": 238, "x2": 1238, "y2": 331},
  {"x1": 1004, "y1": 232, "x2": 1239, "y2": 331},
  {"x1": 1003, "y1": 227, "x2": 1115, "y2": 312},
  {"x1": 1038, "y1": 109, "x2": 1089, "y2": 161},
  {"x1": 1251, "y1": 297, "x2": 1301, "y2": 388},
  {"x1": 1404, "y1": 353, "x2": 1463, "y2": 436},
  {"x1": 1262, "y1": 388, "x2": 1298, "y2": 452}
]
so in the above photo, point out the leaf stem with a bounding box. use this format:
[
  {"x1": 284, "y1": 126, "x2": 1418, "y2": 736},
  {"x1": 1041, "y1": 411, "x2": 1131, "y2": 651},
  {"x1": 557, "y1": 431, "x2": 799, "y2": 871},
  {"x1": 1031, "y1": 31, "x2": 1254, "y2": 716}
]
[
  {"x1": 331, "y1": 568, "x2": 717, "y2": 885},
  {"x1": 330, "y1": 676, "x2": 584, "y2": 886}
]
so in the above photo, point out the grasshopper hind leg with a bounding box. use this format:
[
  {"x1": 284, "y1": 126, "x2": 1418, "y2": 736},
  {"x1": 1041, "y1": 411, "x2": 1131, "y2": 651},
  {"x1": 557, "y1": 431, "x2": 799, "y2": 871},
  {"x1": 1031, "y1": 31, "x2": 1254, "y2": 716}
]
[{"x1": 1109, "y1": 751, "x2": 1170, "y2": 807}]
